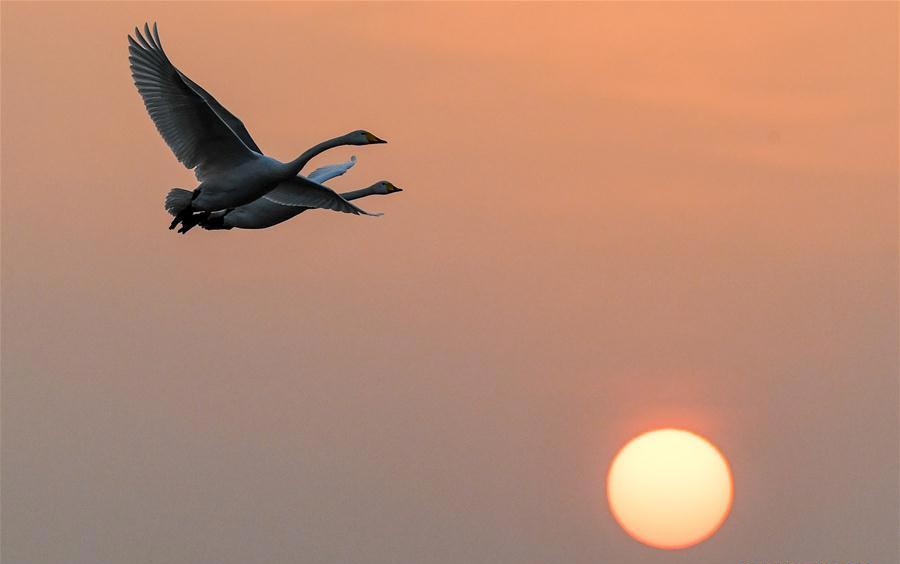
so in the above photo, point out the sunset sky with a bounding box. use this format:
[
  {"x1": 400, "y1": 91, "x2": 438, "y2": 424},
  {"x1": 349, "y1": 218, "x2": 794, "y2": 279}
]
[{"x1": 2, "y1": 3, "x2": 897, "y2": 563}]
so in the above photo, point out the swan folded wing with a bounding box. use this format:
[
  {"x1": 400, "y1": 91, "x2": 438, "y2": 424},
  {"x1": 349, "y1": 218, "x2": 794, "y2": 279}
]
[
  {"x1": 262, "y1": 177, "x2": 382, "y2": 216},
  {"x1": 307, "y1": 156, "x2": 357, "y2": 184},
  {"x1": 128, "y1": 23, "x2": 256, "y2": 180}
]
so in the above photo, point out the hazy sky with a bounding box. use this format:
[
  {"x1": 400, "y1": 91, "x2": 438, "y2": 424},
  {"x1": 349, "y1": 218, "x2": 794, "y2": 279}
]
[{"x1": 2, "y1": 3, "x2": 897, "y2": 563}]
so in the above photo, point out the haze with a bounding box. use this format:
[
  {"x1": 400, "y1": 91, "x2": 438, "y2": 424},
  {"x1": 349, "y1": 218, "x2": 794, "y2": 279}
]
[{"x1": 2, "y1": 3, "x2": 897, "y2": 563}]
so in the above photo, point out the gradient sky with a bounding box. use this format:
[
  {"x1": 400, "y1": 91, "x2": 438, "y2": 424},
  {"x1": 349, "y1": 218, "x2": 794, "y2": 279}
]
[{"x1": 2, "y1": 3, "x2": 897, "y2": 563}]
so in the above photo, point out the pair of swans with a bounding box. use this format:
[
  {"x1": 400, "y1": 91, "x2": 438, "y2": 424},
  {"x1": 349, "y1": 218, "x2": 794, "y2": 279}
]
[
  {"x1": 200, "y1": 156, "x2": 402, "y2": 230},
  {"x1": 128, "y1": 23, "x2": 401, "y2": 233}
]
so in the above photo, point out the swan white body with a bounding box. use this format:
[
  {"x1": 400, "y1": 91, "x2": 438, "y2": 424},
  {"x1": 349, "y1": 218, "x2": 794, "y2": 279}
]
[
  {"x1": 127, "y1": 23, "x2": 388, "y2": 232},
  {"x1": 192, "y1": 155, "x2": 291, "y2": 211}
]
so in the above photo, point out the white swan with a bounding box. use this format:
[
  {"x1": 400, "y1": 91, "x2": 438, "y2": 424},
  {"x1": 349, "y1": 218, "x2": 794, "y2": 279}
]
[
  {"x1": 199, "y1": 157, "x2": 403, "y2": 230},
  {"x1": 128, "y1": 23, "x2": 388, "y2": 233}
]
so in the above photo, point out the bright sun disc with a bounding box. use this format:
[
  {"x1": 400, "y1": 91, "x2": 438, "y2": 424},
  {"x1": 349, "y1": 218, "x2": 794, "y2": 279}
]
[{"x1": 606, "y1": 429, "x2": 733, "y2": 550}]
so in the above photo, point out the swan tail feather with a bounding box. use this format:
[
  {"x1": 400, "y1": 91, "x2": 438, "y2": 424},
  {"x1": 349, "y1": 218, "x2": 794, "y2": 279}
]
[{"x1": 165, "y1": 188, "x2": 193, "y2": 216}]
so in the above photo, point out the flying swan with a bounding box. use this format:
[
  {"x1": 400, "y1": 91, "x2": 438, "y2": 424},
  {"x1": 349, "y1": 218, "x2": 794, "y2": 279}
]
[{"x1": 128, "y1": 23, "x2": 388, "y2": 233}]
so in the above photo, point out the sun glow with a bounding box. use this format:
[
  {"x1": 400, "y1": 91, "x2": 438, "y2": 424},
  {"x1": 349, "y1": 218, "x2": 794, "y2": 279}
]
[{"x1": 606, "y1": 429, "x2": 733, "y2": 550}]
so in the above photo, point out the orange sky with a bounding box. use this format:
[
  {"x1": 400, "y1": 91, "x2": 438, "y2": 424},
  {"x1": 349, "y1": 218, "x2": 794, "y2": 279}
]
[{"x1": 2, "y1": 3, "x2": 897, "y2": 563}]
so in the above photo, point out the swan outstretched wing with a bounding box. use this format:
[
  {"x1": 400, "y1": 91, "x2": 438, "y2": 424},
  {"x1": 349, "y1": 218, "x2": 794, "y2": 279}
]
[
  {"x1": 174, "y1": 70, "x2": 262, "y2": 154},
  {"x1": 263, "y1": 176, "x2": 382, "y2": 216},
  {"x1": 307, "y1": 156, "x2": 357, "y2": 184},
  {"x1": 128, "y1": 23, "x2": 256, "y2": 180}
]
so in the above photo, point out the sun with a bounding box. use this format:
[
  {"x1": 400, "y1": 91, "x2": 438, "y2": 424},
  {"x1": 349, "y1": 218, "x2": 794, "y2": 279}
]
[{"x1": 606, "y1": 429, "x2": 733, "y2": 550}]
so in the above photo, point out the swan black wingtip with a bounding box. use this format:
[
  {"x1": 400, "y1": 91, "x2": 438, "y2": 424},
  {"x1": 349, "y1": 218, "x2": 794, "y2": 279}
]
[
  {"x1": 133, "y1": 24, "x2": 153, "y2": 52},
  {"x1": 143, "y1": 23, "x2": 157, "y2": 50},
  {"x1": 152, "y1": 22, "x2": 162, "y2": 48}
]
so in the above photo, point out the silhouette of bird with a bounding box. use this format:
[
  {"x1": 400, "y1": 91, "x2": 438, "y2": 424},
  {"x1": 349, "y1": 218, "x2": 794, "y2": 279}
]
[{"x1": 128, "y1": 23, "x2": 388, "y2": 233}]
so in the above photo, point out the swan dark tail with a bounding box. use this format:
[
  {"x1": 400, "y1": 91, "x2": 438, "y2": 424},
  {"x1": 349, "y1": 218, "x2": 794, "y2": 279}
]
[
  {"x1": 165, "y1": 188, "x2": 193, "y2": 216},
  {"x1": 165, "y1": 188, "x2": 194, "y2": 231}
]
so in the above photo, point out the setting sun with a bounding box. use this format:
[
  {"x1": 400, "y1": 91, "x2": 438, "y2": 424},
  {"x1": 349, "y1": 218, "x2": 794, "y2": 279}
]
[{"x1": 607, "y1": 429, "x2": 733, "y2": 550}]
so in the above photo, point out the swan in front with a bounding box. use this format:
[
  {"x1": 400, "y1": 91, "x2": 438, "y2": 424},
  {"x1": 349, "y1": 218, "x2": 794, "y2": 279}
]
[{"x1": 128, "y1": 23, "x2": 388, "y2": 232}]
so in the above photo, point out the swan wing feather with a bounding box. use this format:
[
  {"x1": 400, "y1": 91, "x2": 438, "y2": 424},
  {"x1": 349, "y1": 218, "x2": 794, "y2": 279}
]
[
  {"x1": 307, "y1": 156, "x2": 357, "y2": 184},
  {"x1": 262, "y1": 176, "x2": 382, "y2": 216},
  {"x1": 174, "y1": 69, "x2": 263, "y2": 154},
  {"x1": 128, "y1": 23, "x2": 256, "y2": 180}
]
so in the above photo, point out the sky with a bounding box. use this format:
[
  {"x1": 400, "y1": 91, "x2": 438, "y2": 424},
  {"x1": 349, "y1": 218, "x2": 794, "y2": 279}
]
[{"x1": 2, "y1": 2, "x2": 897, "y2": 563}]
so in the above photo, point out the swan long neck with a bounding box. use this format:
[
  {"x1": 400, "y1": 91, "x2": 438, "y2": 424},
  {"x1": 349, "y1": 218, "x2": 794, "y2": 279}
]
[
  {"x1": 340, "y1": 186, "x2": 378, "y2": 201},
  {"x1": 285, "y1": 135, "x2": 350, "y2": 175}
]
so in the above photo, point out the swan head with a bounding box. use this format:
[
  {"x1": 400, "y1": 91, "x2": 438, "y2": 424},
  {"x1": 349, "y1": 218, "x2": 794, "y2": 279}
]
[
  {"x1": 371, "y1": 181, "x2": 402, "y2": 195},
  {"x1": 346, "y1": 130, "x2": 387, "y2": 145}
]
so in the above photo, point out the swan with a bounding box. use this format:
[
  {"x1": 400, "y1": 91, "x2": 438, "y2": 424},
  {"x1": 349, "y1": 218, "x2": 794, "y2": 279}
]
[
  {"x1": 128, "y1": 23, "x2": 387, "y2": 232},
  {"x1": 199, "y1": 157, "x2": 403, "y2": 230}
]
